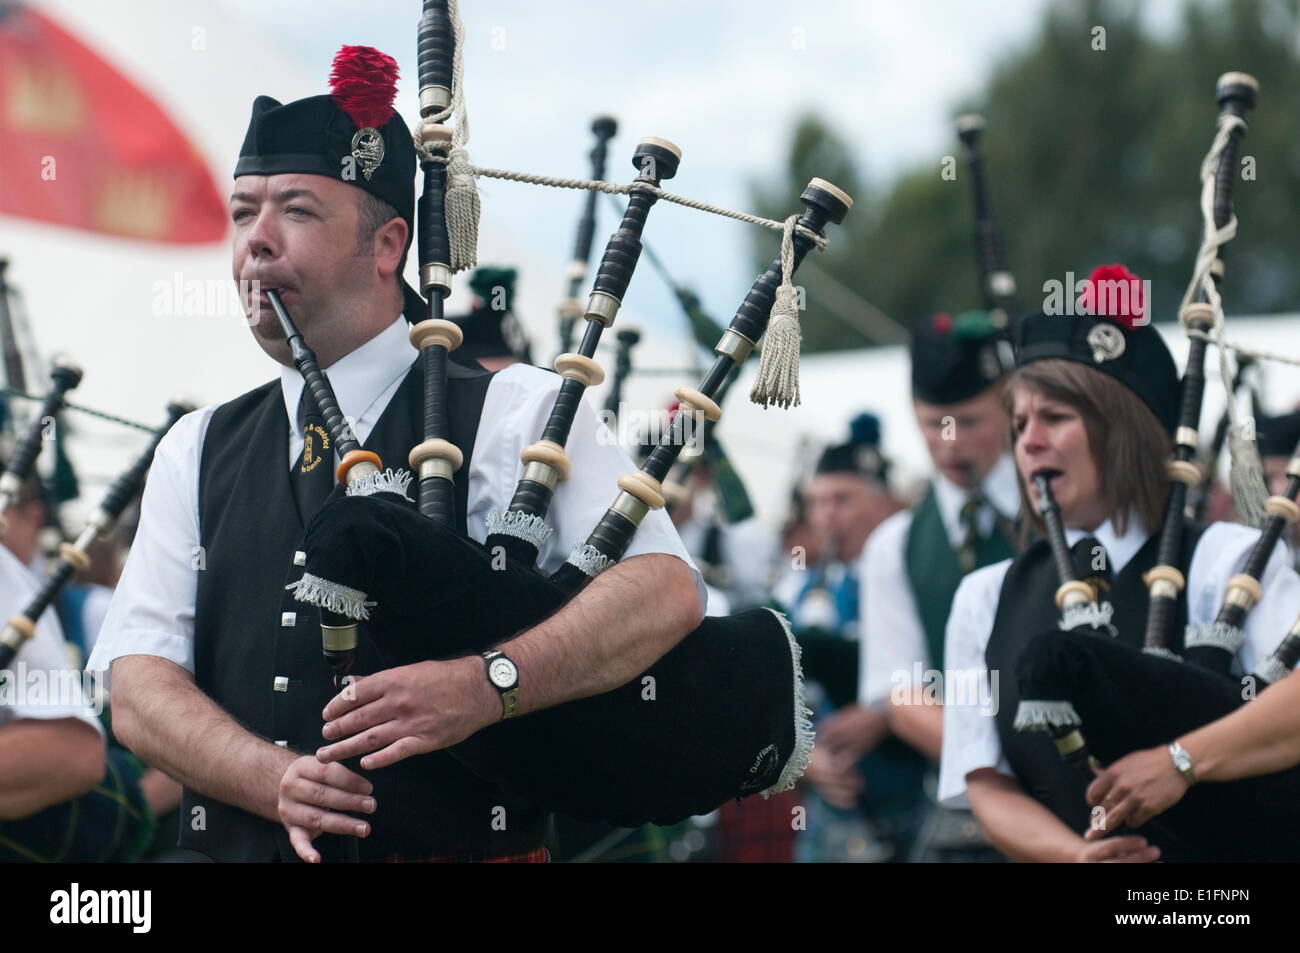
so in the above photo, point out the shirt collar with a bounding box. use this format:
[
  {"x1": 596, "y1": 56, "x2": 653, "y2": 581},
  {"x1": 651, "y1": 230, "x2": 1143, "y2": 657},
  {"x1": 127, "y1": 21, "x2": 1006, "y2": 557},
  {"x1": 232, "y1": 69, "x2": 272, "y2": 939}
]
[
  {"x1": 278, "y1": 317, "x2": 413, "y2": 432},
  {"x1": 932, "y1": 453, "x2": 1020, "y2": 545},
  {"x1": 1064, "y1": 511, "x2": 1148, "y2": 575}
]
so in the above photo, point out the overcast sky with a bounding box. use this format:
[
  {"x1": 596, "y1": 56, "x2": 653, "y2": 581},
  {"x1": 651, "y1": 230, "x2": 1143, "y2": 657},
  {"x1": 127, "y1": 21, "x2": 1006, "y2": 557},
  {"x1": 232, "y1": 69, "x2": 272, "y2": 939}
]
[
  {"x1": 11, "y1": 0, "x2": 1205, "y2": 512},
  {"x1": 213, "y1": 0, "x2": 1185, "y2": 342}
]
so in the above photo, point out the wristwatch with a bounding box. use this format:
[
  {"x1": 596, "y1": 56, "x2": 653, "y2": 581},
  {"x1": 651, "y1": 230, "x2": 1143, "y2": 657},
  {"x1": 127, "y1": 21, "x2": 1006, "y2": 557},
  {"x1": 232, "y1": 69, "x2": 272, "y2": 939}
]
[
  {"x1": 482, "y1": 650, "x2": 519, "y2": 721},
  {"x1": 1168, "y1": 741, "x2": 1197, "y2": 786}
]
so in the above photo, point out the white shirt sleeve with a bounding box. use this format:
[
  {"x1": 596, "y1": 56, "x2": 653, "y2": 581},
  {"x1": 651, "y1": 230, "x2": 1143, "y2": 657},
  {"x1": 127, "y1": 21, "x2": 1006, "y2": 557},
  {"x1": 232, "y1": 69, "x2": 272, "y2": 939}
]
[
  {"x1": 86, "y1": 407, "x2": 211, "y2": 683},
  {"x1": 466, "y1": 364, "x2": 705, "y2": 611},
  {"x1": 937, "y1": 559, "x2": 1015, "y2": 808},
  {"x1": 0, "y1": 549, "x2": 104, "y2": 737},
  {"x1": 1187, "y1": 522, "x2": 1300, "y2": 677},
  {"x1": 859, "y1": 510, "x2": 927, "y2": 706}
]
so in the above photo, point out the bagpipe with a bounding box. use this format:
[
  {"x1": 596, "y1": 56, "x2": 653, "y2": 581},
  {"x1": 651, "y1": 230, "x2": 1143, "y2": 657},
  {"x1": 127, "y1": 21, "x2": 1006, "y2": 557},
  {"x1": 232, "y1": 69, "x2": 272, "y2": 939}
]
[
  {"x1": 1, "y1": 390, "x2": 188, "y2": 670},
  {"x1": 0, "y1": 357, "x2": 188, "y2": 861},
  {"x1": 1010, "y1": 73, "x2": 1300, "y2": 861},
  {"x1": 556, "y1": 116, "x2": 618, "y2": 360},
  {"x1": 0, "y1": 359, "x2": 81, "y2": 527},
  {"x1": 955, "y1": 113, "x2": 1018, "y2": 333},
  {"x1": 280, "y1": 0, "x2": 853, "y2": 829}
]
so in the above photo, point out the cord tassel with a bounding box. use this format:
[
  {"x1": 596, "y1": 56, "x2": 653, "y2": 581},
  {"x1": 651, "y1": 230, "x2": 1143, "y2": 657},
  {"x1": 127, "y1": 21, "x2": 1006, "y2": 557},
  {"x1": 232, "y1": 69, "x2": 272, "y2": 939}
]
[{"x1": 750, "y1": 215, "x2": 802, "y2": 409}]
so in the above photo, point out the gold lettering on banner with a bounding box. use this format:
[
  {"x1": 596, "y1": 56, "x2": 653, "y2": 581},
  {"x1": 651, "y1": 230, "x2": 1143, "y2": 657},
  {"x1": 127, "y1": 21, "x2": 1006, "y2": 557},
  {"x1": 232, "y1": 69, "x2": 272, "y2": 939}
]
[
  {"x1": 94, "y1": 172, "x2": 173, "y2": 239},
  {"x1": 5, "y1": 61, "x2": 85, "y2": 136}
]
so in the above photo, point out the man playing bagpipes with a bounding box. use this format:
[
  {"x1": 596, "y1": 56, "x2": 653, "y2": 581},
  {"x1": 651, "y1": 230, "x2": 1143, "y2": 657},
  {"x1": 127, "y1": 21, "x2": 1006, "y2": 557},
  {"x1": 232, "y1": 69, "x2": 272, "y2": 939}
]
[
  {"x1": 830, "y1": 311, "x2": 1020, "y2": 863},
  {"x1": 90, "y1": 46, "x2": 707, "y2": 863}
]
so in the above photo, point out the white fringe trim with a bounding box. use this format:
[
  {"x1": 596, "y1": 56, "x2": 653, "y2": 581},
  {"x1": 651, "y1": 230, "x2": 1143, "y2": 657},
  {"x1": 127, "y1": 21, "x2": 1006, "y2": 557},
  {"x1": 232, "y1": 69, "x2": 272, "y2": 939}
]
[
  {"x1": 1060, "y1": 601, "x2": 1114, "y2": 633},
  {"x1": 760, "y1": 607, "x2": 815, "y2": 798},
  {"x1": 346, "y1": 467, "x2": 413, "y2": 501},
  {"x1": 1013, "y1": 699, "x2": 1081, "y2": 733},
  {"x1": 1142, "y1": 646, "x2": 1184, "y2": 663},
  {"x1": 564, "y1": 542, "x2": 615, "y2": 578},
  {"x1": 285, "y1": 573, "x2": 376, "y2": 621},
  {"x1": 485, "y1": 508, "x2": 553, "y2": 548},
  {"x1": 1184, "y1": 620, "x2": 1245, "y2": 653},
  {"x1": 1254, "y1": 655, "x2": 1291, "y2": 686}
]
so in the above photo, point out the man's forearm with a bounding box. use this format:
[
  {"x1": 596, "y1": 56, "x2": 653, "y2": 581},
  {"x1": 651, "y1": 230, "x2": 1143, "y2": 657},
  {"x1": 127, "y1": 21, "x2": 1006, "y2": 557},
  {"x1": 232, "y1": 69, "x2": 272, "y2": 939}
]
[
  {"x1": 0, "y1": 718, "x2": 104, "y2": 821},
  {"x1": 500, "y1": 554, "x2": 702, "y2": 717},
  {"x1": 887, "y1": 702, "x2": 944, "y2": 762},
  {"x1": 109, "y1": 655, "x2": 295, "y2": 823}
]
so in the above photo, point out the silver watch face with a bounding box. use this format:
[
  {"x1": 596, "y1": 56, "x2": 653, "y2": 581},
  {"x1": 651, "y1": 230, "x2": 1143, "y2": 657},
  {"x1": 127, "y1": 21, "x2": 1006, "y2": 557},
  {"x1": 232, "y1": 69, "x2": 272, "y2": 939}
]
[{"x1": 488, "y1": 657, "x2": 517, "y2": 689}]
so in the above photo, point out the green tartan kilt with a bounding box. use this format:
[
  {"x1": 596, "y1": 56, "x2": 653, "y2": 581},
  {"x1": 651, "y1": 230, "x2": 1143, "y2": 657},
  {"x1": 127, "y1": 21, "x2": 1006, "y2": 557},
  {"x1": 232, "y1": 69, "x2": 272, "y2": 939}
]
[{"x1": 0, "y1": 746, "x2": 155, "y2": 863}]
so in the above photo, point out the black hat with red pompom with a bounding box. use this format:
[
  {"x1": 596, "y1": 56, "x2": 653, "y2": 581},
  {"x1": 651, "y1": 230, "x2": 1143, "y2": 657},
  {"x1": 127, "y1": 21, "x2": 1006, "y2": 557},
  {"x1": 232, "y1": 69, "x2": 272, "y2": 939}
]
[
  {"x1": 1015, "y1": 265, "x2": 1179, "y2": 434},
  {"x1": 910, "y1": 309, "x2": 1010, "y2": 405},
  {"x1": 235, "y1": 46, "x2": 425, "y2": 319}
]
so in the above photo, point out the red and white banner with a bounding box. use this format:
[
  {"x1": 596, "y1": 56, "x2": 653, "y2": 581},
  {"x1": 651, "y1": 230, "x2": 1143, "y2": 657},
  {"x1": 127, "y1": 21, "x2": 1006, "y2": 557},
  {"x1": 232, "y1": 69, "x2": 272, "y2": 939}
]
[{"x1": 0, "y1": 3, "x2": 225, "y2": 243}]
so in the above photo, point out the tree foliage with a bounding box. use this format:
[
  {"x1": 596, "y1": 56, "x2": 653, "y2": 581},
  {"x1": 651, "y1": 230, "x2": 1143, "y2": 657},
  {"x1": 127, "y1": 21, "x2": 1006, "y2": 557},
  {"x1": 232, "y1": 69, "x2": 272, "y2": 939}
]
[{"x1": 751, "y1": 0, "x2": 1300, "y2": 351}]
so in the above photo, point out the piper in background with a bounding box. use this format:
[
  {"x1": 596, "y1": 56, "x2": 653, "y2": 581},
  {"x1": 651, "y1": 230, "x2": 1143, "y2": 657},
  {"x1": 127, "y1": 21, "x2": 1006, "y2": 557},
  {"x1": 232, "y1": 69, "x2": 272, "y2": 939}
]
[
  {"x1": 449, "y1": 266, "x2": 533, "y2": 371},
  {"x1": 818, "y1": 310, "x2": 1018, "y2": 862},
  {"x1": 785, "y1": 415, "x2": 917, "y2": 862}
]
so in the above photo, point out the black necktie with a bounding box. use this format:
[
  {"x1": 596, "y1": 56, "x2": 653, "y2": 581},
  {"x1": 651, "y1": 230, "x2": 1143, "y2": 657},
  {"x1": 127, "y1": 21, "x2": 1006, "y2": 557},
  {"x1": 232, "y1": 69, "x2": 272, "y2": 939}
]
[
  {"x1": 957, "y1": 495, "x2": 983, "y2": 573},
  {"x1": 292, "y1": 388, "x2": 335, "y2": 523},
  {"x1": 1070, "y1": 535, "x2": 1112, "y2": 595}
]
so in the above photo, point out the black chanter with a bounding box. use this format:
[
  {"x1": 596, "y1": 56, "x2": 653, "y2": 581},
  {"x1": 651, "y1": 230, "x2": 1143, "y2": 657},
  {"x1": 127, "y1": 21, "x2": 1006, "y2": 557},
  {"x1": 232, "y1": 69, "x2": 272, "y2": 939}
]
[
  {"x1": 281, "y1": 0, "x2": 854, "y2": 830},
  {"x1": 955, "y1": 114, "x2": 1018, "y2": 331},
  {"x1": 557, "y1": 116, "x2": 619, "y2": 359},
  {"x1": 0, "y1": 360, "x2": 81, "y2": 526},
  {"x1": 0, "y1": 400, "x2": 189, "y2": 669}
]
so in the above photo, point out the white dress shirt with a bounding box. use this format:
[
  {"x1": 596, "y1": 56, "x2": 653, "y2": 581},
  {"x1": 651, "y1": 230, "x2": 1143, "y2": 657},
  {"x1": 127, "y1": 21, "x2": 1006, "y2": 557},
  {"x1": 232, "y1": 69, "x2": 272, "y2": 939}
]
[
  {"x1": 0, "y1": 545, "x2": 104, "y2": 737},
  {"x1": 937, "y1": 517, "x2": 1300, "y2": 809},
  {"x1": 88, "y1": 317, "x2": 703, "y2": 681},
  {"x1": 858, "y1": 453, "x2": 1021, "y2": 705}
]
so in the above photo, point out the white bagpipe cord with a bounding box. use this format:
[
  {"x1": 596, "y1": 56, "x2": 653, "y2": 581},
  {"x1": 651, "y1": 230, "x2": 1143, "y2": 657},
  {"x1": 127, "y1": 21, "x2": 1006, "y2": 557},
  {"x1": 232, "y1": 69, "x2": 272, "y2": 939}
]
[
  {"x1": 749, "y1": 215, "x2": 803, "y2": 409},
  {"x1": 1181, "y1": 111, "x2": 1267, "y2": 528}
]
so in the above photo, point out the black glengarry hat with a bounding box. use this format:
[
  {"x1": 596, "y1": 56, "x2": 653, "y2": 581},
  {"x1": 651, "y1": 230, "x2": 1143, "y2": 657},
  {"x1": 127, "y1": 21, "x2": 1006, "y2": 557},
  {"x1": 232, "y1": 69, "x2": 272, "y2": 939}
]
[
  {"x1": 450, "y1": 267, "x2": 533, "y2": 364},
  {"x1": 815, "y1": 412, "x2": 889, "y2": 485},
  {"x1": 1015, "y1": 264, "x2": 1179, "y2": 434},
  {"x1": 235, "y1": 46, "x2": 425, "y2": 320},
  {"x1": 911, "y1": 310, "x2": 1010, "y2": 405}
]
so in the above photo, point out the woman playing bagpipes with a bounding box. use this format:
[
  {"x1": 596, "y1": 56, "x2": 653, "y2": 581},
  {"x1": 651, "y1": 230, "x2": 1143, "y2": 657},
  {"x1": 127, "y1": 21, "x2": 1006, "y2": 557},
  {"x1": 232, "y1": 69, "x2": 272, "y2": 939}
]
[{"x1": 936, "y1": 265, "x2": 1300, "y2": 862}]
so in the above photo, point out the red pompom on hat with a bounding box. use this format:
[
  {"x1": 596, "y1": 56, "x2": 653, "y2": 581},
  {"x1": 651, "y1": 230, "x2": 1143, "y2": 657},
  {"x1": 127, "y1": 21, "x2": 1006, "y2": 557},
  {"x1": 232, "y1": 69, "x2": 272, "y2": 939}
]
[
  {"x1": 328, "y1": 45, "x2": 399, "y2": 130},
  {"x1": 1080, "y1": 264, "x2": 1146, "y2": 331}
]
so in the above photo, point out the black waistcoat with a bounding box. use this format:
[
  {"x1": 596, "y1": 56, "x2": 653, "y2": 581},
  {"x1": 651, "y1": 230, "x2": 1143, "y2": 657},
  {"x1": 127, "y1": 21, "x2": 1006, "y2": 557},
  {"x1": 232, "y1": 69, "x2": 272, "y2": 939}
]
[
  {"x1": 188, "y1": 357, "x2": 549, "y2": 861},
  {"x1": 985, "y1": 523, "x2": 1203, "y2": 834}
]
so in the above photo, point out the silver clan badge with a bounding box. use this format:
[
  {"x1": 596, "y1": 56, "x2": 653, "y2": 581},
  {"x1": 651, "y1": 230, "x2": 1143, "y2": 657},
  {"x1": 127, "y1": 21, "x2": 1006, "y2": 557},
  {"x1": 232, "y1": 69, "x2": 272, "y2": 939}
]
[
  {"x1": 350, "y1": 127, "x2": 385, "y2": 181},
  {"x1": 1086, "y1": 323, "x2": 1125, "y2": 363}
]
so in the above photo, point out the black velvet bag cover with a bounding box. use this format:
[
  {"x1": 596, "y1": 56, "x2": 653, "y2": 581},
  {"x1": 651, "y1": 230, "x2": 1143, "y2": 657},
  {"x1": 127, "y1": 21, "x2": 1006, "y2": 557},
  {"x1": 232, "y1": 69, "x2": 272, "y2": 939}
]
[
  {"x1": 294, "y1": 492, "x2": 808, "y2": 827},
  {"x1": 1015, "y1": 628, "x2": 1300, "y2": 861}
]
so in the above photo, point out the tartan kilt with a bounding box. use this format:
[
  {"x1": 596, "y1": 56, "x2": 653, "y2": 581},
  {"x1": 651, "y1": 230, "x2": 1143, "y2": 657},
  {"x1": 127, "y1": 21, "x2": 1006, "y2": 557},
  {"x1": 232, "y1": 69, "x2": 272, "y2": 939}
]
[{"x1": 0, "y1": 746, "x2": 155, "y2": 863}]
